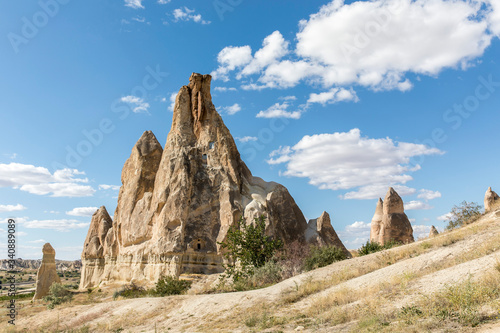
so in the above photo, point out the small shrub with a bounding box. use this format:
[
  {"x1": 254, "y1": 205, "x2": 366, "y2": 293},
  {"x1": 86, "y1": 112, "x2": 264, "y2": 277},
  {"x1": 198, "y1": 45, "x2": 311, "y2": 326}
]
[
  {"x1": 43, "y1": 283, "x2": 73, "y2": 309},
  {"x1": 113, "y1": 282, "x2": 148, "y2": 299},
  {"x1": 358, "y1": 240, "x2": 402, "y2": 256},
  {"x1": 275, "y1": 240, "x2": 310, "y2": 279},
  {"x1": 445, "y1": 201, "x2": 482, "y2": 230},
  {"x1": 154, "y1": 276, "x2": 192, "y2": 296},
  {"x1": 303, "y1": 245, "x2": 347, "y2": 271}
]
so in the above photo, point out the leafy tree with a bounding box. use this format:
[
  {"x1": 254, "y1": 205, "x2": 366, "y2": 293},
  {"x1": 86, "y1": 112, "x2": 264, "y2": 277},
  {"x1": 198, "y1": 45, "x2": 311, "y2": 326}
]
[
  {"x1": 303, "y1": 245, "x2": 347, "y2": 271},
  {"x1": 218, "y1": 215, "x2": 283, "y2": 281},
  {"x1": 358, "y1": 239, "x2": 402, "y2": 256},
  {"x1": 153, "y1": 276, "x2": 192, "y2": 296},
  {"x1": 445, "y1": 201, "x2": 482, "y2": 230}
]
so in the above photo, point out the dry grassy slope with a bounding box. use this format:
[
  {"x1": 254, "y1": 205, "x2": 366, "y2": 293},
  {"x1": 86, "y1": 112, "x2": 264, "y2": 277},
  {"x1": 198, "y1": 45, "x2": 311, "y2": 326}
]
[{"x1": 7, "y1": 210, "x2": 500, "y2": 333}]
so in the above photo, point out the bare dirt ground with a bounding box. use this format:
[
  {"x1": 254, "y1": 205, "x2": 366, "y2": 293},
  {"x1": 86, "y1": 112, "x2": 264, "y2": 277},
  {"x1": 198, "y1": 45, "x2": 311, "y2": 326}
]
[{"x1": 3, "y1": 210, "x2": 500, "y2": 332}]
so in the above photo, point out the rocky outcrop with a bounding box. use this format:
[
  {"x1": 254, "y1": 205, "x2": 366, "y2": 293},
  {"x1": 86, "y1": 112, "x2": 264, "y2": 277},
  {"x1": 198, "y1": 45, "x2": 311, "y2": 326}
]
[
  {"x1": 369, "y1": 188, "x2": 414, "y2": 245},
  {"x1": 80, "y1": 73, "x2": 315, "y2": 288},
  {"x1": 306, "y1": 211, "x2": 352, "y2": 258},
  {"x1": 370, "y1": 198, "x2": 383, "y2": 243},
  {"x1": 484, "y1": 187, "x2": 499, "y2": 212},
  {"x1": 33, "y1": 243, "x2": 60, "y2": 300},
  {"x1": 429, "y1": 225, "x2": 439, "y2": 237}
]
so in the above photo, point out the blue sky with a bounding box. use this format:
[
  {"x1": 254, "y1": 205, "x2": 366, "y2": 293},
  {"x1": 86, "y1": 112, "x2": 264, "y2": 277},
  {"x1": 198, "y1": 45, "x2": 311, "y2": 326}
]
[{"x1": 1, "y1": 0, "x2": 499, "y2": 260}]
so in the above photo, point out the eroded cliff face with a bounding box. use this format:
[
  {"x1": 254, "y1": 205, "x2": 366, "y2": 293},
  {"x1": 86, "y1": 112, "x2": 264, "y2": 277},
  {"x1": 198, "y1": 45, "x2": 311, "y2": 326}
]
[{"x1": 80, "y1": 73, "x2": 320, "y2": 288}]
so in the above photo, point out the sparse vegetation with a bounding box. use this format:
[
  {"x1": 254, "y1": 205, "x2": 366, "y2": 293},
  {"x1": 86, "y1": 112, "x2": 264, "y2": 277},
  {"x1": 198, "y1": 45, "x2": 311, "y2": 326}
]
[
  {"x1": 358, "y1": 239, "x2": 401, "y2": 256},
  {"x1": 303, "y1": 245, "x2": 347, "y2": 271},
  {"x1": 445, "y1": 201, "x2": 482, "y2": 230},
  {"x1": 153, "y1": 275, "x2": 192, "y2": 296},
  {"x1": 218, "y1": 215, "x2": 283, "y2": 281},
  {"x1": 43, "y1": 283, "x2": 73, "y2": 309}
]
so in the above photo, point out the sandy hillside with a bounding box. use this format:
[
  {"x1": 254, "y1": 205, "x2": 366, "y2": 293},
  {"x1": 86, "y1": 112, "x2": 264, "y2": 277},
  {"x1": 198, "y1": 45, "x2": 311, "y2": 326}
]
[{"x1": 3, "y1": 209, "x2": 500, "y2": 333}]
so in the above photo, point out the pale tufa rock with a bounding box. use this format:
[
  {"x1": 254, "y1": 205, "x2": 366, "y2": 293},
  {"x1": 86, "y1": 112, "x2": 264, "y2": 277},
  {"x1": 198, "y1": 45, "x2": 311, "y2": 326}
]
[
  {"x1": 33, "y1": 243, "x2": 61, "y2": 300},
  {"x1": 484, "y1": 187, "x2": 499, "y2": 212},
  {"x1": 306, "y1": 211, "x2": 352, "y2": 258}
]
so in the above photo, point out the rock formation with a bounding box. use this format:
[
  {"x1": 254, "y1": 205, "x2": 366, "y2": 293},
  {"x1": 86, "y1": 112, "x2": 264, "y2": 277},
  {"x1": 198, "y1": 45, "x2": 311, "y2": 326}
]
[
  {"x1": 305, "y1": 211, "x2": 352, "y2": 258},
  {"x1": 484, "y1": 187, "x2": 499, "y2": 212},
  {"x1": 80, "y1": 73, "x2": 336, "y2": 288},
  {"x1": 370, "y1": 198, "x2": 383, "y2": 243},
  {"x1": 33, "y1": 243, "x2": 60, "y2": 300},
  {"x1": 369, "y1": 188, "x2": 414, "y2": 245},
  {"x1": 429, "y1": 225, "x2": 439, "y2": 237}
]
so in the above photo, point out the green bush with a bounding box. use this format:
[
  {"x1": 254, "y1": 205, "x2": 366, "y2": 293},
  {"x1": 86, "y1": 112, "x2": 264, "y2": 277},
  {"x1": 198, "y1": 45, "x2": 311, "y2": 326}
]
[
  {"x1": 303, "y1": 245, "x2": 347, "y2": 271},
  {"x1": 358, "y1": 239, "x2": 402, "y2": 256},
  {"x1": 445, "y1": 201, "x2": 482, "y2": 230},
  {"x1": 153, "y1": 276, "x2": 192, "y2": 296},
  {"x1": 218, "y1": 215, "x2": 283, "y2": 281},
  {"x1": 43, "y1": 283, "x2": 73, "y2": 309},
  {"x1": 112, "y1": 282, "x2": 148, "y2": 299}
]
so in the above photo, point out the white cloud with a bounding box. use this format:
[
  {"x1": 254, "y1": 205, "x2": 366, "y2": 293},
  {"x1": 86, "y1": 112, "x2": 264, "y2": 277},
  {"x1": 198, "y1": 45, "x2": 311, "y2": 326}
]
[
  {"x1": 124, "y1": 0, "x2": 144, "y2": 9},
  {"x1": 337, "y1": 220, "x2": 371, "y2": 248},
  {"x1": 417, "y1": 189, "x2": 442, "y2": 200},
  {"x1": 66, "y1": 207, "x2": 99, "y2": 217},
  {"x1": 238, "y1": 31, "x2": 289, "y2": 77},
  {"x1": 267, "y1": 128, "x2": 443, "y2": 199},
  {"x1": 343, "y1": 184, "x2": 416, "y2": 200},
  {"x1": 0, "y1": 204, "x2": 26, "y2": 212},
  {"x1": 214, "y1": 87, "x2": 238, "y2": 92},
  {"x1": 412, "y1": 224, "x2": 433, "y2": 239},
  {"x1": 213, "y1": 0, "x2": 497, "y2": 93},
  {"x1": 256, "y1": 102, "x2": 302, "y2": 119},
  {"x1": 99, "y1": 184, "x2": 120, "y2": 191},
  {"x1": 211, "y1": 46, "x2": 253, "y2": 81},
  {"x1": 28, "y1": 239, "x2": 47, "y2": 244},
  {"x1": 158, "y1": 0, "x2": 171, "y2": 3},
  {"x1": 307, "y1": 87, "x2": 359, "y2": 105},
  {"x1": 172, "y1": 7, "x2": 210, "y2": 25},
  {"x1": 404, "y1": 200, "x2": 433, "y2": 210},
  {"x1": 168, "y1": 92, "x2": 178, "y2": 112},
  {"x1": 437, "y1": 212, "x2": 453, "y2": 221},
  {"x1": 220, "y1": 103, "x2": 241, "y2": 115},
  {"x1": 0, "y1": 163, "x2": 95, "y2": 197},
  {"x1": 21, "y1": 219, "x2": 89, "y2": 232},
  {"x1": 236, "y1": 136, "x2": 258, "y2": 143},
  {"x1": 121, "y1": 95, "x2": 150, "y2": 114}
]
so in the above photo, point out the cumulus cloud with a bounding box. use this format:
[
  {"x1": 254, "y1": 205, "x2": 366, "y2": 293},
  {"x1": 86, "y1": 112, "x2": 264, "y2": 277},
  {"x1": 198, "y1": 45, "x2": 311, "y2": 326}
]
[
  {"x1": 256, "y1": 102, "x2": 302, "y2": 119},
  {"x1": 99, "y1": 184, "x2": 120, "y2": 191},
  {"x1": 167, "y1": 92, "x2": 178, "y2": 112},
  {"x1": 214, "y1": 87, "x2": 238, "y2": 92},
  {"x1": 121, "y1": 95, "x2": 150, "y2": 113},
  {"x1": 417, "y1": 189, "x2": 442, "y2": 200},
  {"x1": 66, "y1": 207, "x2": 99, "y2": 217},
  {"x1": 158, "y1": 0, "x2": 170, "y2": 3},
  {"x1": 14, "y1": 217, "x2": 89, "y2": 232},
  {"x1": 172, "y1": 7, "x2": 210, "y2": 24},
  {"x1": 412, "y1": 224, "x2": 433, "y2": 239},
  {"x1": 0, "y1": 204, "x2": 26, "y2": 212},
  {"x1": 404, "y1": 200, "x2": 433, "y2": 210},
  {"x1": 236, "y1": 136, "x2": 258, "y2": 143},
  {"x1": 212, "y1": 0, "x2": 497, "y2": 93},
  {"x1": 0, "y1": 163, "x2": 95, "y2": 197},
  {"x1": 307, "y1": 87, "x2": 359, "y2": 105},
  {"x1": 124, "y1": 0, "x2": 144, "y2": 9},
  {"x1": 337, "y1": 220, "x2": 371, "y2": 248},
  {"x1": 211, "y1": 46, "x2": 253, "y2": 81},
  {"x1": 219, "y1": 103, "x2": 242, "y2": 115},
  {"x1": 267, "y1": 128, "x2": 443, "y2": 199},
  {"x1": 437, "y1": 212, "x2": 453, "y2": 221}
]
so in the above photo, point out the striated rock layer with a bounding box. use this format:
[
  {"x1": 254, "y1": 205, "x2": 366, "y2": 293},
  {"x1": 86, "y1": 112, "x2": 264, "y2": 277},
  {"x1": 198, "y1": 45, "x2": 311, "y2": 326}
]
[
  {"x1": 484, "y1": 187, "x2": 499, "y2": 212},
  {"x1": 33, "y1": 243, "x2": 60, "y2": 300},
  {"x1": 369, "y1": 187, "x2": 414, "y2": 245},
  {"x1": 80, "y1": 73, "x2": 348, "y2": 288}
]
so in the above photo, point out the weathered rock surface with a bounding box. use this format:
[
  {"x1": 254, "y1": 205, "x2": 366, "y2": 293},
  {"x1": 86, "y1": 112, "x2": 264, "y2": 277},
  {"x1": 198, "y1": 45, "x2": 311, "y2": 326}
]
[
  {"x1": 33, "y1": 243, "x2": 60, "y2": 300},
  {"x1": 484, "y1": 187, "x2": 499, "y2": 212},
  {"x1": 306, "y1": 211, "x2": 352, "y2": 258},
  {"x1": 429, "y1": 225, "x2": 439, "y2": 237},
  {"x1": 370, "y1": 188, "x2": 414, "y2": 245},
  {"x1": 80, "y1": 73, "x2": 318, "y2": 288},
  {"x1": 370, "y1": 198, "x2": 383, "y2": 243}
]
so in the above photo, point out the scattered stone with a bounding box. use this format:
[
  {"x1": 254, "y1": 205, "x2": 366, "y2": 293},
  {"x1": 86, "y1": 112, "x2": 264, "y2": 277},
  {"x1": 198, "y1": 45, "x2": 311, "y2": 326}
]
[
  {"x1": 33, "y1": 243, "x2": 60, "y2": 300},
  {"x1": 429, "y1": 225, "x2": 439, "y2": 237},
  {"x1": 484, "y1": 187, "x2": 499, "y2": 212},
  {"x1": 306, "y1": 211, "x2": 352, "y2": 258}
]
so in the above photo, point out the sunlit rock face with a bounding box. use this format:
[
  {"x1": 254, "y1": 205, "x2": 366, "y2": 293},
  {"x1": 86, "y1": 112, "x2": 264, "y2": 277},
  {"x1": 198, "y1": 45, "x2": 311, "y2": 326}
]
[
  {"x1": 484, "y1": 187, "x2": 499, "y2": 212},
  {"x1": 80, "y1": 73, "x2": 316, "y2": 288},
  {"x1": 34, "y1": 243, "x2": 60, "y2": 300}
]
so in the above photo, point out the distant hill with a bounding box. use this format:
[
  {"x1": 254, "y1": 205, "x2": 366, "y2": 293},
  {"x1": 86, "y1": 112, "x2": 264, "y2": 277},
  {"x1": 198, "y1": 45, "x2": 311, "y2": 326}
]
[{"x1": 0, "y1": 258, "x2": 81, "y2": 271}]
